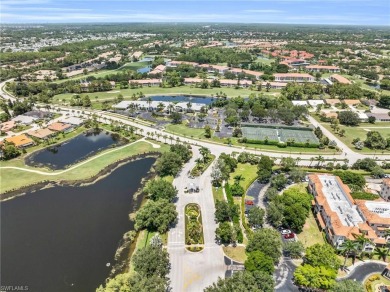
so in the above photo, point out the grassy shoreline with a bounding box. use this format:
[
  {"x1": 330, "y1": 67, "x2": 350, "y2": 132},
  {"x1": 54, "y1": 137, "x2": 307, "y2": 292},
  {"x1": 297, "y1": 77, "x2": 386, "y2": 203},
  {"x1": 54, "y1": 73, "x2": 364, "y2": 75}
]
[{"x1": 0, "y1": 141, "x2": 169, "y2": 198}]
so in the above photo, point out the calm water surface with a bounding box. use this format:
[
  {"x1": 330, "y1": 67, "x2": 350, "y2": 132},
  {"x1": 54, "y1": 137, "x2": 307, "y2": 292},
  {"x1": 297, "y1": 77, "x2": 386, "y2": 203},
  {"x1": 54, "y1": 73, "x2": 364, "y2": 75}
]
[
  {"x1": 25, "y1": 130, "x2": 125, "y2": 170},
  {"x1": 0, "y1": 158, "x2": 155, "y2": 292}
]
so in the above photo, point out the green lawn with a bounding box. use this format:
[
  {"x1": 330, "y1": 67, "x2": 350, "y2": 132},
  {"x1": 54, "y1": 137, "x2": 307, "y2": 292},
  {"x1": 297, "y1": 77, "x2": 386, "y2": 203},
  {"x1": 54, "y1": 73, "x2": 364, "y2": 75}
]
[
  {"x1": 228, "y1": 163, "x2": 258, "y2": 191},
  {"x1": 313, "y1": 115, "x2": 390, "y2": 154},
  {"x1": 0, "y1": 141, "x2": 168, "y2": 195},
  {"x1": 52, "y1": 85, "x2": 275, "y2": 104},
  {"x1": 165, "y1": 123, "x2": 207, "y2": 139},
  {"x1": 212, "y1": 186, "x2": 225, "y2": 202},
  {"x1": 297, "y1": 211, "x2": 326, "y2": 248},
  {"x1": 223, "y1": 246, "x2": 248, "y2": 263},
  {"x1": 55, "y1": 62, "x2": 150, "y2": 84}
]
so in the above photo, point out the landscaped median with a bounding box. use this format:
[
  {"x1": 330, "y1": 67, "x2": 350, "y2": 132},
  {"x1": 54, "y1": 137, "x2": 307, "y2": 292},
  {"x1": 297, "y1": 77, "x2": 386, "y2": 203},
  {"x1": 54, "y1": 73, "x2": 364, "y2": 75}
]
[{"x1": 185, "y1": 203, "x2": 204, "y2": 252}]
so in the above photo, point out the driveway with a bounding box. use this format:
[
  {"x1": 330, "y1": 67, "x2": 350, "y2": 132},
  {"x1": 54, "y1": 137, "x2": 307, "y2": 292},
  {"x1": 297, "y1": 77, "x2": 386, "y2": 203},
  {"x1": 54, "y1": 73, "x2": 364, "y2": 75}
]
[
  {"x1": 275, "y1": 257, "x2": 299, "y2": 292},
  {"x1": 342, "y1": 262, "x2": 387, "y2": 282},
  {"x1": 167, "y1": 148, "x2": 226, "y2": 292}
]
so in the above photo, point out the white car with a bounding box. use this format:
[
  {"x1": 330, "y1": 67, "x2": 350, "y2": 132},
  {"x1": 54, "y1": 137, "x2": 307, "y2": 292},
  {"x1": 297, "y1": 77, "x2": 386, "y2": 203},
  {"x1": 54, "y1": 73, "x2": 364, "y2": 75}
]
[{"x1": 281, "y1": 229, "x2": 291, "y2": 235}]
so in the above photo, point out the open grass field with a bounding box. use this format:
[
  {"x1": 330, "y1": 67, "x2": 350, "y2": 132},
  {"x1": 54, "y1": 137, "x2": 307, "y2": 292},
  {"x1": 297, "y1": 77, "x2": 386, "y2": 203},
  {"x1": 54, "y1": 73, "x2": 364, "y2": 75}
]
[
  {"x1": 313, "y1": 116, "x2": 390, "y2": 154},
  {"x1": 52, "y1": 85, "x2": 275, "y2": 104},
  {"x1": 55, "y1": 61, "x2": 150, "y2": 84},
  {"x1": 297, "y1": 211, "x2": 326, "y2": 248},
  {"x1": 212, "y1": 186, "x2": 225, "y2": 202},
  {"x1": 0, "y1": 141, "x2": 168, "y2": 195},
  {"x1": 228, "y1": 163, "x2": 258, "y2": 191},
  {"x1": 165, "y1": 123, "x2": 206, "y2": 139},
  {"x1": 223, "y1": 246, "x2": 248, "y2": 263}
]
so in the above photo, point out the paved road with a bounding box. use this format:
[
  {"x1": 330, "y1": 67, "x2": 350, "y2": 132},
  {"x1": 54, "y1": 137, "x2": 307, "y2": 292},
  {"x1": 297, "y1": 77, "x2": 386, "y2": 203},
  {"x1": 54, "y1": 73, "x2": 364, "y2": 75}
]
[
  {"x1": 275, "y1": 257, "x2": 299, "y2": 292},
  {"x1": 342, "y1": 262, "x2": 387, "y2": 282},
  {"x1": 2, "y1": 78, "x2": 390, "y2": 164},
  {"x1": 168, "y1": 148, "x2": 226, "y2": 292}
]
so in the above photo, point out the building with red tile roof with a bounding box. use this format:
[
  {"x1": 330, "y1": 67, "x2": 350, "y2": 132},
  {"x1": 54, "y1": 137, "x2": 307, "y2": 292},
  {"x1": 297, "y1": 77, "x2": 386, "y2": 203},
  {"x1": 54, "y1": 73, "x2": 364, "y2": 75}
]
[
  {"x1": 27, "y1": 128, "x2": 55, "y2": 140},
  {"x1": 330, "y1": 74, "x2": 352, "y2": 85},
  {"x1": 308, "y1": 174, "x2": 390, "y2": 251},
  {"x1": 48, "y1": 122, "x2": 73, "y2": 133}
]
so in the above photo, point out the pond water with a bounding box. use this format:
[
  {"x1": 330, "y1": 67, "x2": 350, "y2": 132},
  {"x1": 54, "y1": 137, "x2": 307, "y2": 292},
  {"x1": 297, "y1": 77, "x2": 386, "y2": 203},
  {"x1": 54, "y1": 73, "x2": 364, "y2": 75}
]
[
  {"x1": 25, "y1": 130, "x2": 126, "y2": 170},
  {"x1": 0, "y1": 158, "x2": 155, "y2": 292},
  {"x1": 143, "y1": 95, "x2": 215, "y2": 105},
  {"x1": 137, "y1": 66, "x2": 151, "y2": 74}
]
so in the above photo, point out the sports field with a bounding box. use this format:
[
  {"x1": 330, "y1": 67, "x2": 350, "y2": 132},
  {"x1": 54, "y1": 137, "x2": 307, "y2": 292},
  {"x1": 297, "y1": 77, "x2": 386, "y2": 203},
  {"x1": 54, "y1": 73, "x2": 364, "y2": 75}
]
[
  {"x1": 242, "y1": 126, "x2": 319, "y2": 144},
  {"x1": 280, "y1": 129, "x2": 319, "y2": 143},
  {"x1": 241, "y1": 127, "x2": 279, "y2": 141}
]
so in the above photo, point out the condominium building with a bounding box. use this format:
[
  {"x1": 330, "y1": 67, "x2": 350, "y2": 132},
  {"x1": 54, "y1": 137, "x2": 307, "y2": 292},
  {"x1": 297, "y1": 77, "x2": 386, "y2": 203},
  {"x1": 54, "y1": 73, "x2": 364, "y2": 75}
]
[
  {"x1": 381, "y1": 179, "x2": 390, "y2": 201},
  {"x1": 308, "y1": 174, "x2": 390, "y2": 251},
  {"x1": 273, "y1": 73, "x2": 315, "y2": 83}
]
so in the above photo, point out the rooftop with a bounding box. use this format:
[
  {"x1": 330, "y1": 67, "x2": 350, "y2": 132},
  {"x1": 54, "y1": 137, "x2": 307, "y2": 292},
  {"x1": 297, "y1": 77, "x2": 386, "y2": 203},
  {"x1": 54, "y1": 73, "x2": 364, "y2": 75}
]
[{"x1": 318, "y1": 175, "x2": 364, "y2": 227}]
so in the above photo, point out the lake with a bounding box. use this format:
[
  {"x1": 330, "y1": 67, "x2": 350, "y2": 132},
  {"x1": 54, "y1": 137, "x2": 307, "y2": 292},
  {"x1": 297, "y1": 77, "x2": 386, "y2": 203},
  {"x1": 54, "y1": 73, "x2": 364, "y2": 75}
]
[
  {"x1": 143, "y1": 95, "x2": 214, "y2": 105},
  {"x1": 0, "y1": 158, "x2": 155, "y2": 292},
  {"x1": 25, "y1": 130, "x2": 126, "y2": 170}
]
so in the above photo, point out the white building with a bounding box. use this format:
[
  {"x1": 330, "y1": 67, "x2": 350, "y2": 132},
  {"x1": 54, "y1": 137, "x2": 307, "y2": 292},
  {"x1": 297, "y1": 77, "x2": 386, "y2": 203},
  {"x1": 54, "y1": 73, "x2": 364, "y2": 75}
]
[{"x1": 381, "y1": 179, "x2": 390, "y2": 201}]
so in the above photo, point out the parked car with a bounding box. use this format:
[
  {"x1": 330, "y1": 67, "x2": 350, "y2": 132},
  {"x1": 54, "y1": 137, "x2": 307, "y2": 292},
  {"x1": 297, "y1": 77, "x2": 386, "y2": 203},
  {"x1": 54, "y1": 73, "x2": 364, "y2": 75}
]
[
  {"x1": 284, "y1": 233, "x2": 295, "y2": 239},
  {"x1": 281, "y1": 229, "x2": 291, "y2": 235}
]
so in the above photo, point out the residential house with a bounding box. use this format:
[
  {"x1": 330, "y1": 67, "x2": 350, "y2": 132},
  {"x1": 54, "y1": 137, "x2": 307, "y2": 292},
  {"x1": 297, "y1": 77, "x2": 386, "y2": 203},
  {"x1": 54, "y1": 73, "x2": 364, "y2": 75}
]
[
  {"x1": 12, "y1": 115, "x2": 37, "y2": 125},
  {"x1": 5, "y1": 134, "x2": 34, "y2": 148},
  {"x1": 0, "y1": 120, "x2": 16, "y2": 132},
  {"x1": 48, "y1": 122, "x2": 74, "y2": 133},
  {"x1": 27, "y1": 128, "x2": 55, "y2": 140},
  {"x1": 130, "y1": 79, "x2": 162, "y2": 86},
  {"x1": 330, "y1": 74, "x2": 352, "y2": 85}
]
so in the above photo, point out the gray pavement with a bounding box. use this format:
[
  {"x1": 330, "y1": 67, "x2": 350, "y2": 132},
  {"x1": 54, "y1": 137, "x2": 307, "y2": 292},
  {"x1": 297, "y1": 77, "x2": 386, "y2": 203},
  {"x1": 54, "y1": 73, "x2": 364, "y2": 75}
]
[
  {"x1": 341, "y1": 261, "x2": 387, "y2": 282},
  {"x1": 167, "y1": 149, "x2": 226, "y2": 292}
]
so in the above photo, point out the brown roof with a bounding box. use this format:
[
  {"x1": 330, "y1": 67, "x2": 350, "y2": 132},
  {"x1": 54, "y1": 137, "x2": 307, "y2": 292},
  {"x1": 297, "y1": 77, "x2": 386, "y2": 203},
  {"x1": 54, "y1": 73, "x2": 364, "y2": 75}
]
[
  {"x1": 330, "y1": 74, "x2": 352, "y2": 84},
  {"x1": 355, "y1": 200, "x2": 390, "y2": 226},
  {"x1": 325, "y1": 99, "x2": 341, "y2": 105},
  {"x1": 343, "y1": 99, "x2": 361, "y2": 105},
  {"x1": 0, "y1": 120, "x2": 16, "y2": 132},
  {"x1": 5, "y1": 134, "x2": 34, "y2": 147},
  {"x1": 28, "y1": 128, "x2": 55, "y2": 139},
  {"x1": 48, "y1": 122, "x2": 72, "y2": 132}
]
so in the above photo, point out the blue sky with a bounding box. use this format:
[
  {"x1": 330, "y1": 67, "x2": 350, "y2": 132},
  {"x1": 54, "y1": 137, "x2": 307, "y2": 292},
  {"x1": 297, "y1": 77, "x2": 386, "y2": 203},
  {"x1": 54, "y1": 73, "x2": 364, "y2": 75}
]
[{"x1": 1, "y1": 0, "x2": 389, "y2": 25}]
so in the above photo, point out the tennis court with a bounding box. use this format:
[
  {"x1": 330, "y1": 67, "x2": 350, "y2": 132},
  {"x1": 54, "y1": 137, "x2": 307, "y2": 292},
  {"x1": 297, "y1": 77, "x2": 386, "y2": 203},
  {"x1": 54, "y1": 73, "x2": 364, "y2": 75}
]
[
  {"x1": 242, "y1": 125, "x2": 319, "y2": 144},
  {"x1": 280, "y1": 129, "x2": 319, "y2": 144},
  {"x1": 241, "y1": 127, "x2": 279, "y2": 141}
]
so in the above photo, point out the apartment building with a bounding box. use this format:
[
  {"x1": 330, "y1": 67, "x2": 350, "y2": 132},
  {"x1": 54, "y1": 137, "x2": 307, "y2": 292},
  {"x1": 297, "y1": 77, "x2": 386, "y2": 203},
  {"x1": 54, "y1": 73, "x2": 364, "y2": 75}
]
[{"x1": 308, "y1": 174, "x2": 390, "y2": 251}]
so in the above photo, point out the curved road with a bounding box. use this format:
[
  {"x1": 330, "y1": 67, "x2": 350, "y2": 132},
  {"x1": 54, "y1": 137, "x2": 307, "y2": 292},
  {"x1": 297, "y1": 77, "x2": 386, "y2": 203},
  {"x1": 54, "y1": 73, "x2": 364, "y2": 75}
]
[
  {"x1": 2, "y1": 79, "x2": 390, "y2": 165},
  {"x1": 342, "y1": 262, "x2": 387, "y2": 282}
]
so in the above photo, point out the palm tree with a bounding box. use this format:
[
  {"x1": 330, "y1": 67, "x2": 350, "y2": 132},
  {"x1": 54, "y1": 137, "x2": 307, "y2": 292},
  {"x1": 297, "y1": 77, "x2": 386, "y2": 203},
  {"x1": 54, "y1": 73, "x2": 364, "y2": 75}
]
[
  {"x1": 315, "y1": 155, "x2": 325, "y2": 169},
  {"x1": 147, "y1": 96, "x2": 152, "y2": 111},
  {"x1": 169, "y1": 136, "x2": 174, "y2": 144},
  {"x1": 295, "y1": 157, "x2": 301, "y2": 167},
  {"x1": 374, "y1": 247, "x2": 389, "y2": 262},
  {"x1": 199, "y1": 147, "x2": 210, "y2": 163},
  {"x1": 353, "y1": 234, "x2": 372, "y2": 256},
  {"x1": 340, "y1": 240, "x2": 359, "y2": 269},
  {"x1": 156, "y1": 132, "x2": 161, "y2": 141},
  {"x1": 163, "y1": 134, "x2": 168, "y2": 143},
  {"x1": 233, "y1": 175, "x2": 245, "y2": 185},
  {"x1": 309, "y1": 157, "x2": 315, "y2": 167}
]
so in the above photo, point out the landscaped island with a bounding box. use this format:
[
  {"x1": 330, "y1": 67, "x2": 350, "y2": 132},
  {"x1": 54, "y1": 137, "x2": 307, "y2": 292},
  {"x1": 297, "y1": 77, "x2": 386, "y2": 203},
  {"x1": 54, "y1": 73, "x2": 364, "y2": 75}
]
[{"x1": 185, "y1": 203, "x2": 204, "y2": 252}]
